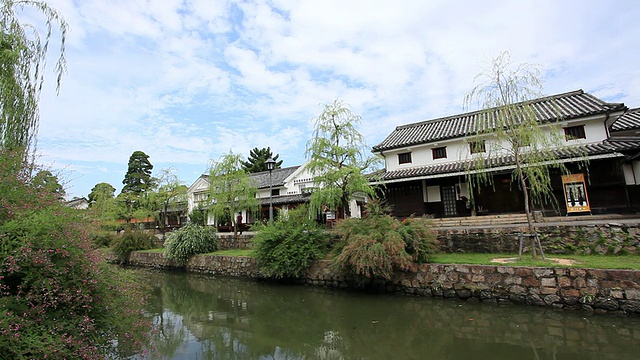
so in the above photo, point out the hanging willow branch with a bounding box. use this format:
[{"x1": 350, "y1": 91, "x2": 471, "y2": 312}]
[
  {"x1": 0, "y1": 0, "x2": 67, "y2": 155},
  {"x1": 463, "y1": 52, "x2": 588, "y2": 239}
]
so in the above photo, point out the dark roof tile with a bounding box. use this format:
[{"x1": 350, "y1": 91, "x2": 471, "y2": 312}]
[
  {"x1": 379, "y1": 140, "x2": 640, "y2": 181},
  {"x1": 373, "y1": 90, "x2": 626, "y2": 152},
  {"x1": 611, "y1": 108, "x2": 640, "y2": 132}
]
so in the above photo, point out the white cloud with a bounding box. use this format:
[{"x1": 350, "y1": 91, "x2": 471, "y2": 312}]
[{"x1": 33, "y1": 0, "x2": 640, "y2": 198}]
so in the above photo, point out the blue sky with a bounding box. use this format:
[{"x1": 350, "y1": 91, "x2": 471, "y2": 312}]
[{"x1": 32, "y1": 0, "x2": 640, "y2": 198}]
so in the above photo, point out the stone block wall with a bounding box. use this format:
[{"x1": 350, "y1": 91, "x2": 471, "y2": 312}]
[
  {"x1": 210, "y1": 224, "x2": 640, "y2": 255},
  {"x1": 121, "y1": 252, "x2": 640, "y2": 314},
  {"x1": 216, "y1": 234, "x2": 253, "y2": 250},
  {"x1": 437, "y1": 223, "x2": 640, "y2": 255}
]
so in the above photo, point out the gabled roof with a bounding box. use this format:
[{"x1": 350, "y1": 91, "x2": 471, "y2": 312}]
[
  {"x1": 373, "y1": 90, "x2": 626, "y2": 152},
  {"x1": 378, "y1": 139, "x2": 640, "y2": 182},
  {"x1": 190, "y1": 165, "x2": 301, "y2": 191},
  {"x1": 611, "y1": 108, "x2": 640, "y2": 132},
  {"x1": 251, "y1": 165, "x2": 300, "y2": 189}
]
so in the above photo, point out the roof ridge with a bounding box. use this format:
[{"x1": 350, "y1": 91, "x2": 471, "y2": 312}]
[{"x1": 394, "y1": 89, "x2": 587, "y2": 131}]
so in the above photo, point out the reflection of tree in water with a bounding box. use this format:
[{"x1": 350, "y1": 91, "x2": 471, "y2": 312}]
[{"x1": 137, "y1": 270, "x2": 640, "y2": 360}]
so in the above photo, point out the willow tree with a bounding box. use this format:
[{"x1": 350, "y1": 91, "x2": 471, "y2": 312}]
[
  {"x1": 208, "y1": 151, "x2": 259, "y2": 237},
  {"x1": 152, "y1": 167, "x2": 187, "y2": 238},
  {"x1": 463, "y1": 52, "x2": 579, "y2": 258},
  {"x1": 0, "y1": 0, "x2": 67, "y2": 156},
  {"x1": 305, "y1": 99, "x2": 382, "y2": 218}
]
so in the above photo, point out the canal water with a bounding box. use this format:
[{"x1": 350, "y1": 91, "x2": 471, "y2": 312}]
[{"x1": 138, "y1": 270, "x2": 639, "y2": 360}]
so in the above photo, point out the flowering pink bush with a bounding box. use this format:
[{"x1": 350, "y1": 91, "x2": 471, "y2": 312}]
[{"x1": 0, "y1": 150, "x2": 152, "y2": 358}]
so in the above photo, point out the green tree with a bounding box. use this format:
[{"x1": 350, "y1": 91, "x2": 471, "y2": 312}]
[
  {"x1": 463, "y1": 51, "x2": 580, "y2": 258},
  {"x1": 31, "y1": 169, "x2": 65, "y2": 199},
  {"x1": 118, "y1": 151, "x2": 155, "y2": 226},
  {"x1": 122, "y1": 150, "x2": 155, "y2": 195},
  {"x1": 152, "y1": 167, "x2": 187, "y2": 238},
  {"x1": 305, "y1": 99, "x2": 382, "y2": 218},
  {"x1": 188, "y1": 206, "x2": 207, "y2": 226},
  {"x1": 87, "y1": 182, "x2": 117, "y2": 227},
  {"x1": 0, "y1": 0, "x2": 67, "y2": 156},
  {"x1": 208, "y1": 151, "x2": 259, "y2": 237},
  {"x1": 241, "y1": 147, "x2": 283, "y2": 173},
  {"x1": 88, "y1": 182, "x2": 116, "y2": 205}
]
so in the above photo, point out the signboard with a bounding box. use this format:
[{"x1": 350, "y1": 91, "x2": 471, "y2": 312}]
[{"x1": 561, "y1": 174, "x2": 590, "y2": 214}]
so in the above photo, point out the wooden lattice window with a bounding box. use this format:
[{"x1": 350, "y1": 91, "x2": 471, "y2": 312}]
[
  {"x1": 398, "y1": 152, "x2": 412, "y2": 164},
  {"x1": 564, "y1": 125, "x2": 586, "y2": 140},
  {"x1": 432, "y1": 146, "x2": 447, "y2": 160},
  {"x1": 469, "y1": 140, "x2": 486, "y2": 154}
]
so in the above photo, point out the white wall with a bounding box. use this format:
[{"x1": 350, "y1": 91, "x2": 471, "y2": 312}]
[{"x1": 382, "y1": 115, "x2": 610, "y2": 172}]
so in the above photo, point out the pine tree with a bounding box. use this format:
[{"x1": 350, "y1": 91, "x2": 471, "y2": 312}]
[{"x1": 241, "y1": 147, "x2": 283, "y2": 173}]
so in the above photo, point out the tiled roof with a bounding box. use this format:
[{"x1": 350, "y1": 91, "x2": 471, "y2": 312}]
[
  {"x1": 611, "y1": 108, "x2": 640, "y2": 132},
  {"x1": 373, "y1": 90, "x2": 626, "y2": 152},
  {"x1": 379, "y1": 140, "x2": 640, "y2": 181},
  {"x1": 251, "y1": 165, "x2": 300, "y2": 189},
  {"x1": 196, "y1": 165, "x2": 301, "y2": 189},
  {"x1": 258, "y1": 193, "x2": 311, "y2": 206}
]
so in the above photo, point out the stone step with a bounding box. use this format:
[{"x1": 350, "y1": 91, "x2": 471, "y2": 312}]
[{"x1": 430, "y1": 214, "x2": 529, "y2": 228}]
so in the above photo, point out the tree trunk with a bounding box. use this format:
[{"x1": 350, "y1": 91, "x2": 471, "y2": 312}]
[{"x1": 519, "y1": 172, "x2": 537, "y2": 259}]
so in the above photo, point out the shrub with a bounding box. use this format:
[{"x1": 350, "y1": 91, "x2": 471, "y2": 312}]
[
  {"x1": 110, "y1": 229, "x2": 157, "y2": 263},
  {"x1": 0, "y1": 152, "x2": 151, "y2": 359},
  {"x1": 188, "y1": 207, "x2": 207, "y2": 226},
  {"x1": 91, "y1": 231, "x2": 117, "y2": 248},
  {"x1": 163, "y1": 223, "x2": 218, "y2": 264},
  {"x1": 397, "y1": 216, "x2": 438, "y2": 263},
  {"x1": 252, "y1": 206, "x2": 329, "y2": 279},
  {"x1": 332, "y1": 202, "x2": 438, "y2": 282}
]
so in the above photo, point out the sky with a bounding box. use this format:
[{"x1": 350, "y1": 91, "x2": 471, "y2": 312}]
[{"x1": 28, "y1": 0, "x2": 640, "y2": 199}]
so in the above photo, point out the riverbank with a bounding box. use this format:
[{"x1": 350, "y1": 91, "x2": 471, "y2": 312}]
[{"x1": 112, "y1": 251, "x2": 640, "y2": 315}]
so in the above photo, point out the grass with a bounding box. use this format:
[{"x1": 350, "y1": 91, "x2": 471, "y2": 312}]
[
  {"x1": 432, "y1": 253, "x2": 640, "y2": 270},
  {"x1": 139, "y1": 248, "x2": 164, "y2": 253},
  {"x1": 131, "y1": 248, "x2": 639, "y2": 270},
  {"x1": 208, "y1": 249, "x2": 255, "y2": 257}
]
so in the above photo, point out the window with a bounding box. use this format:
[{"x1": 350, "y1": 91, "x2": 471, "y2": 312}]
[
  {"x1": 564, "y1": 125, "x2": 586, "y2": 140},
  {"x1": 469, "y1": 140, "x2": 486, "y2": 154},
  {"x1": 271, "y1": 188, "x2": 280, "y2": 196},
  {"x1": 432, "y1": 146, "x2": 447, "y2": 160},
  {"x1": 194, "y1": 192, "x2": 208, "y2": 202},
  {"x1": 398, "y1": 152, "x2": 412, "y2": 164}
]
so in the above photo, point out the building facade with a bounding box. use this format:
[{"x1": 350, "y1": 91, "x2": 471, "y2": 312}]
[
  {"x1": 373, "y1": 90, "x2": 640, "y2": 218},
  {"x1": 186, "y1": 163, "x2": 364, "y2": 229}
]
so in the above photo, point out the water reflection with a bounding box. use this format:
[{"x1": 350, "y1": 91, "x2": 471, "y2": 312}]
[{"x1": 138, "y1": 270, "x2": 640, "y2": 360}]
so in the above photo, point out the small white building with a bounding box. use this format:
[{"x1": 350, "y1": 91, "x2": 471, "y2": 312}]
[
  {"x1": 65, "y1": 197, "x2": 89, "y2": 210},
  {"x1": 186, "y1": 162, "x2": 363, "y2": 227}
]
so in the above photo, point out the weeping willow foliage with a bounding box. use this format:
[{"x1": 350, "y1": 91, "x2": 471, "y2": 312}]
[
  {"x1": 305, "y1": 99, "x2": 383, "y2": 217},
  {"x1": 208, "y1": 151, "x2": 259, "y2": 235},
  {"x1": 463, "y1": 52, "x2": 587, "y2": 233},
  {"x1": 0, "y1": 0, "x2": 67, "y2": 155}
]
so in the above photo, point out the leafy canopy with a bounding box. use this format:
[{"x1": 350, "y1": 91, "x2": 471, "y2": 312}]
[
  {"x1": 242, "y1": 147, "x2": 283, "y2": 173},
  {"x1": 208, "y1": 151, "x2": 259, "y2": 235},
  {"x1": 0, "y1": 0, "x2": 67, "y2": 156},
  {"x1": 122, "y1": 150, "x2": 155, "y2": 195},
  {"x1": 305, "y1": 99, "x2": 382, "y2": 217},
  {"x1": 31, "y1": 169, "x2": 65, "y2": 199},
  {"x1": 88, "y1": 182, "x2": 115, "y2": 204},
  {"x1": 463, "y1": 51, "x2": 584, "y2": 256},
  {"x1": 150, "y1": 167, "x2": 187, "y2": 234}
]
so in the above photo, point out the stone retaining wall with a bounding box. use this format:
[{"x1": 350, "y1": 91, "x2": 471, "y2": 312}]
[
  {"x1": 216, "y1": 234, "x2": 253, "y2": 250},
  {"x1": 211, "y1": 224, "x2": 640, "y2": 255},
  {"x1": 436, "y1": 223, "x2": 640, "y2": 255},
  {"x1": 123, "y1": 252, "x2": 640, "y2": 314}
]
